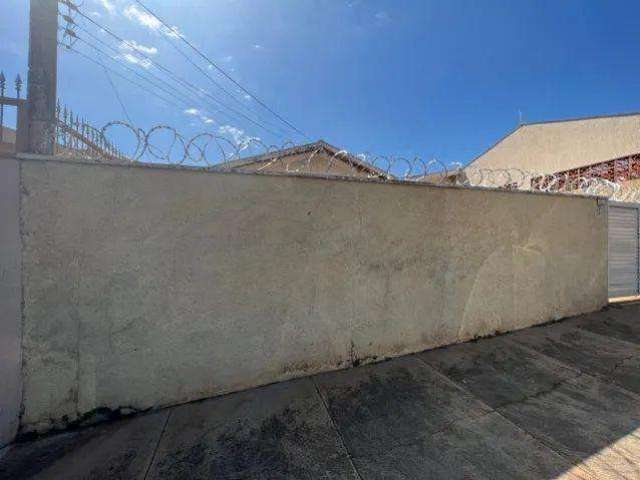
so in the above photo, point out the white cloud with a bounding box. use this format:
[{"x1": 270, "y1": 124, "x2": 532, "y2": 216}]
[
  {"x1": 123, "y1": 5, "x2": 184, "y2": 39},
  {"x1": 163, "y1": 26, "x2": 182, "y2": 39},
  {"x1": 120, "y1": 53, "x2": 152, "y2": 69},
  {"x1": 99, "y1": 0, "x2": 116, "y2": 14},
  {"x1": 221, "y1": 55, "x2": 233, "y2": 63},
  {"x1": 188, "y1": 110, "x2": 216, "y2": 125},
  {"x1": 119, "y1": 40, "x2": 158, "y2": 56},
  {"x1": 123, "y1": 4, "x2": 162, "y2": 30},
  {"x1": 217, "y1": 125, "x2": 260, "y2": 149},
  {"x1": 253, "y1": 44, "x2": 263, "y2": 50},
  {"x1": 243, "y1": 94, "x2": 252, "y2": 101},
  {"x1": 218, "y1": 125, "x2": 244, "y2": 143},
  {"x1": 184, "y1": 109, "x2": 216, "y2": 125},
  {"x1": 89, "y1": 11, "x2": 102, "y2": 18}
]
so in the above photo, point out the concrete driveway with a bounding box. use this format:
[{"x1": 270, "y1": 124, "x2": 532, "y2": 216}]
[{"x1": 2, "y1": 303, "x2": 640, "y2": 479}]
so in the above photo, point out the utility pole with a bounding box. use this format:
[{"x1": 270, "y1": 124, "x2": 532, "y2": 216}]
[{"x1": 26, "y1": 0, "x2": 58, "y2": 155}]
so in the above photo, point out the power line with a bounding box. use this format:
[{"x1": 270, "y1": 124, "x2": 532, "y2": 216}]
[
  {"x1": 68, "y1": 22, "x2": 214, "y2": 109},
  {"x1": 59, "y1": 43, "x2": 183, "y2": 109},
  {"x1": 142, "y1": 17, "x2": 291, "y2": 137},
  {"x1": 132, "y1": 0, "x2": 310, "y2": 140},
  {"x1": 72, "y1": 21, "x2": 288, "y2": 138},
  {"x1": 64, "y1": 7, "x2": 287, "y2": 138},
  {"x1": 61, "y1": 22, "x2": 285, "y2": 139},
  {"x1": 153, "y1": 29, "x2": 291, "y2": 136},
  {"x1": 73, "y1": 34, "x2": 197, "y2": 109},
  {"x1": 59, "y1": 14, "x2": 199, "y2": 110},
  {"x1": 76, "y1": 35, "x2": 283, "y2": 138},
  {"x1": 74, "y1": 22, "x2": 207, "y2": 102},
  {"x1": 59, "y1": 2, "x2": 290, "y2": 137},
  {"x1": 102, "y1": 65, "x2": 133, "y2": 124}
]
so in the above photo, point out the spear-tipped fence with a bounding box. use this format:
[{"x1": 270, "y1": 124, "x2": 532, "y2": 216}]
[
  {"x1": 0, "y1": 71, "x2": 26, "y2": 151},
  {"x1": 55, "y1": 101, "x2": 126, "y2": 162},
  {"x1": 0, "y1": 69, "x2": 124, "y2": 161}
]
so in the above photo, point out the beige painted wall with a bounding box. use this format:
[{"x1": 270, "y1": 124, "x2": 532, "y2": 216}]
[
  {"x1": 18, "y1": 158, "x2": 608, "y2": 433},
  {"x1": 470, "y1": 114, "x2": 640, "y2": 175}
]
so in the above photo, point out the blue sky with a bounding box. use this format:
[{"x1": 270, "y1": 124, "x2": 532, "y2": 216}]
[{"x1": 2, "y1": 0, "x2": 640, "y2": 165}]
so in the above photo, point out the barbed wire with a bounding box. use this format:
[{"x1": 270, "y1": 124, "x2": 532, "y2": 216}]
[{"x1": 49, "y1": 119, "x2": 640, "y2": 203}]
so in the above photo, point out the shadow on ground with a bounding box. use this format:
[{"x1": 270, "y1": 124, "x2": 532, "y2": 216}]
[{"x1": 2, "y1": 303, "x2": 640, "y2": 479}]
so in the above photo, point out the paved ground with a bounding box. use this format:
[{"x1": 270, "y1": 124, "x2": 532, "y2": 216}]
[{"x1": 2, "y1": 303, "x2": 640, "y2": 479}]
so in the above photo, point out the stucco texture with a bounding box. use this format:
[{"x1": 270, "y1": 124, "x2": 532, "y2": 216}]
[
  {"x1": 18, "y1": 159, "x2": 607, "y2": 432},
  {"x1": 0, "y1": 158, "x2": 22, "y2": 446}
]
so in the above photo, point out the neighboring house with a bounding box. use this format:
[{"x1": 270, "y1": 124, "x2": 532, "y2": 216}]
[
  {"x1": 466, "y1": 113, "x2": 640, "y2": 190},
  {"x1": 0, "y1": 126, "x2": 17, "y2": 155},
  {"x1": 218, "y1": 140, "x2": 389, "y2": 179}
]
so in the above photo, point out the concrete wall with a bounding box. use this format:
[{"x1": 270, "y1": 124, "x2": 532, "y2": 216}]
[
  {"x1": 17, "y1": 158, "x2": 608, "y2": 433},
  {"x1": 0, "y1": 158, "x2": 22, "y2": 447}
]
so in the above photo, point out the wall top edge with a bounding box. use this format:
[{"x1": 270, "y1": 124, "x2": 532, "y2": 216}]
[{"x1": 12, "y1": 153, "x2": 605, "y2": 202}]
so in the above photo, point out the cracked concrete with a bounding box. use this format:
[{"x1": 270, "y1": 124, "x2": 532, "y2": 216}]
[
  {"x1": 506, "y1": 313, "x2": 640, "y2": 395},
  {"x1": 2, "y1": 303, "x2": 639, "y2": 479}
]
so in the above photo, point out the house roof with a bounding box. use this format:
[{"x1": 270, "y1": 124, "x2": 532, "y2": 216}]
[
  {"x1": 1, "y1": 126, "x2": 17, "y2": 144},
  {"x1": 467, "y1": 112, "x2": 640, "y2": 174},
  {"x1": 217, "y1": 140, "x2": 390, "y2": 178},
  {"x1": 0, "y1": 127, "x2": 17, "y2": 155}
]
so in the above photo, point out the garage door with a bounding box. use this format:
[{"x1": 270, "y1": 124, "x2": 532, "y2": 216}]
[{"x1": 608, "y1": 203, "x2": 640, "y2": 298}]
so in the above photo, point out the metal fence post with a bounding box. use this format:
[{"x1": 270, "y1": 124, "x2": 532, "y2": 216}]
[
  {"x1": 0, "y1": 72, "x2": 5, "y2": 143},
  {"x1": 26, "y1": 0, "x2": 58, "y2": 155},
  {"x1": 16, "y1": 102, "x2": 30, "y2": 154}
]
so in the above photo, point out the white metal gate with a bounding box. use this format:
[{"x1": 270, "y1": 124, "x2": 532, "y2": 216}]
[{"x1": 608, "y1": 202, "x2": 640, "y2": 298}]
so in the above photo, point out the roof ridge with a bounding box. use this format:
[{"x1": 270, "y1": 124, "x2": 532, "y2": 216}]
[
  {"x1": 466, "y1": 111, "x2": 640, "y2": 168},
  {"x1": 214, "y1": 139, "x2": 389, "y2": 177},
  {"x1": 523, "y1": 111, "x2": 640, "y2": 127}
]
